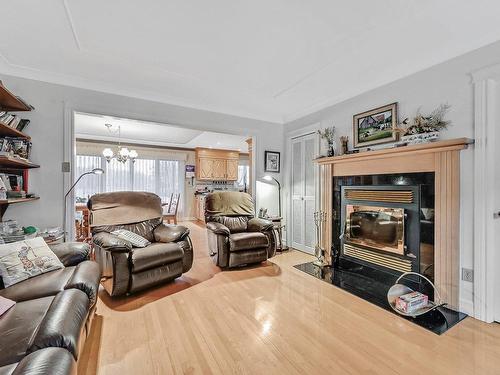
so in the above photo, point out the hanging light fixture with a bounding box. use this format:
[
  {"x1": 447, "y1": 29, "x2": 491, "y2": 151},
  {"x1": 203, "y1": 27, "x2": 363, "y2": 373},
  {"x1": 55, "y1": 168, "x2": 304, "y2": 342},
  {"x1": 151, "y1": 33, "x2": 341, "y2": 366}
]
[{"x1": 102, "y1": 123, "x2": 139, "y2": 163}]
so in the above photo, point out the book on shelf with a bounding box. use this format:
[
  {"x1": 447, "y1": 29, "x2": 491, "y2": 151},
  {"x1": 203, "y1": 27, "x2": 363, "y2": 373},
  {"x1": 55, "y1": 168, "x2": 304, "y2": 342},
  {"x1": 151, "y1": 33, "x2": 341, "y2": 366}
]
[
  {"x1": 8, "y1": 116, "x2": 21, "y2": 129},
  {"x1": 0, "y1": 113, "x2": 14, "y2": 125},
  {"x1": 0, "y1": 112, "x2": 30, "y2": 133},
  {"x1": 0, "y1": 137, "x2": 32, "y2": 159},
  {"x1": 16, "y1": 119, "x2": 30, "y2": 132}
]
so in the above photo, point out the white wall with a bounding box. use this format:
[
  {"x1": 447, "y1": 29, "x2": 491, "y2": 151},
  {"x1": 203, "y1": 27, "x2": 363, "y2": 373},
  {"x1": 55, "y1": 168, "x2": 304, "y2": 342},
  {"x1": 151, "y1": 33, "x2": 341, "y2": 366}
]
[
  {"x1": 284, "y1": 40, "x2": 500, "y2": 315},
  {"x1": 0, "y1": 74, "x2": 283, "y2": 229}
]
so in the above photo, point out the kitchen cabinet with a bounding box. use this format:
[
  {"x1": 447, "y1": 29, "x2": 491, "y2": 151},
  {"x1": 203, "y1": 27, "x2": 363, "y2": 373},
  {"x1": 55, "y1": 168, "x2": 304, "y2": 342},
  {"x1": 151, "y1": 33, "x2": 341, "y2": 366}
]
[
  {"x1": 226, "y1": 159, "x2": 239, "y2": 180},
  {"x1": 195, "y1": 195, "x2": 206, "y2": 222},
  {"x1": 195, "y1": 148, "x2": 240, "y2": 181}
]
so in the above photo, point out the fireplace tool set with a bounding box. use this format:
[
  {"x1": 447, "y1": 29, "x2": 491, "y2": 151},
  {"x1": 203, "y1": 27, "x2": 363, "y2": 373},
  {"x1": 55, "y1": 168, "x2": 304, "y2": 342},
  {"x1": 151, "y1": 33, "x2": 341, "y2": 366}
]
[{"x1": 313, "y1": 211, "x2": 328, "y2": 267}]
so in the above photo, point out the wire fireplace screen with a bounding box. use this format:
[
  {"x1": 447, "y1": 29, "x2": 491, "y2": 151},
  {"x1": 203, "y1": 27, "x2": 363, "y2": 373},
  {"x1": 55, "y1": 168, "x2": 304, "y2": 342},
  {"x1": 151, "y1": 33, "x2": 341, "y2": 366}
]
[{"x1": 345, "y1": 205, "x2": 405, "y2": 255}]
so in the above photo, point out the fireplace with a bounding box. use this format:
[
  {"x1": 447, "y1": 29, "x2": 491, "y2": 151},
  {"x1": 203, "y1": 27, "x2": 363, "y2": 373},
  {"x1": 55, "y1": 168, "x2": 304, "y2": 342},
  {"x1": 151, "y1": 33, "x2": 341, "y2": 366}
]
[
  {"x1": 334, "y1": 174, "x2": 435, "y2": 281},
  {"x1": 344, "y1": 204, "x2": 405, "y2": 255}
]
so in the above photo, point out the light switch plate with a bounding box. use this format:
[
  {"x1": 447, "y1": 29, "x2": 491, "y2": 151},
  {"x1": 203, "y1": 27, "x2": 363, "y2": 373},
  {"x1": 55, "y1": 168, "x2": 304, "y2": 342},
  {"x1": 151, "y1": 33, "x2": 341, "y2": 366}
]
[{"x1": 61, "y1": 161, "x2": 71, "y2": 173}]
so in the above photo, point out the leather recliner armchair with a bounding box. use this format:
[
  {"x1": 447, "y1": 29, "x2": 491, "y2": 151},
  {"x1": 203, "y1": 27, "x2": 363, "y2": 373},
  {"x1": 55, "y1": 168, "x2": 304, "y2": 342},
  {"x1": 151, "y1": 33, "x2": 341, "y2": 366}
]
[
  {"x1": 88, "y1": 191, "x2": 193, "y2": 297},
  {"x1": 205, "y1": 191, "x2": 276, "y2": 268}
]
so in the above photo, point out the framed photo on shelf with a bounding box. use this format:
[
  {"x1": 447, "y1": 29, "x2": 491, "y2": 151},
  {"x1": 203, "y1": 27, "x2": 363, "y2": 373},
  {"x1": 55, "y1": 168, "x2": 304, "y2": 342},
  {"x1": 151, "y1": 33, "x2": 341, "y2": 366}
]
[
  {"x1": 264, "y1": 151, "x2": 280, "y2": 173},
  {"x1": 353, "y1": 102, "x2": 398, "y2": 148}
]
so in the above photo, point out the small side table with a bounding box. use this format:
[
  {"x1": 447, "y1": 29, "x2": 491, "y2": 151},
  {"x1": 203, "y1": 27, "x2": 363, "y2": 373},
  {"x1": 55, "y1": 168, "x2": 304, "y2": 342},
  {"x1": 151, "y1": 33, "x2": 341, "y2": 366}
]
[{"x1": 268, "y1": 216, "x2": 289, "y2": 252}]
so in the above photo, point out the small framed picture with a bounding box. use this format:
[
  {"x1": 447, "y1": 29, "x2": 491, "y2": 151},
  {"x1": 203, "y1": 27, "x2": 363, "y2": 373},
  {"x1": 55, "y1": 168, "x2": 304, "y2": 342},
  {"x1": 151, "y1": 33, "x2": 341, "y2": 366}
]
[
  {"x1": 353, "y1": 102, "x2": 398, "y2": 148},
  {"x1": 264, "y1": 151, "x2": 280, "y2": 173}
]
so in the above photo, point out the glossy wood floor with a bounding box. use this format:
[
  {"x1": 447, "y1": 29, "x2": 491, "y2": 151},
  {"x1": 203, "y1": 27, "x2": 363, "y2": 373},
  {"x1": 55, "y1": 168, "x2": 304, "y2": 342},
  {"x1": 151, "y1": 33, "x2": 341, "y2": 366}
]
[{"x1": 79, "y1": 221, "x2": 500, "y2": 375}]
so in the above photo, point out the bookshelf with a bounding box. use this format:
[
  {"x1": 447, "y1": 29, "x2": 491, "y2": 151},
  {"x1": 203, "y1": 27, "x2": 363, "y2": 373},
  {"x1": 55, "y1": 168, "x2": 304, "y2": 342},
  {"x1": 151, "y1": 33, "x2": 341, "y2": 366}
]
[
  {"x1": 0, "y1": 83, "x2": 32, "y2": 112},
  {"x1": 0, "y1": 122, "x2": 30, "y2": 139},
  {"x1": 0, "y1": 82, "x2": 38, "y2": 221}
]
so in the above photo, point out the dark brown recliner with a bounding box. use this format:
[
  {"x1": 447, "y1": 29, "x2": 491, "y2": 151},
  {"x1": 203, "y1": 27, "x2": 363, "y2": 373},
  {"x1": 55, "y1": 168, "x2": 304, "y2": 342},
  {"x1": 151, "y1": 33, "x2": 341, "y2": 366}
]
[
  {"x1": 88, "y1": 192, "x2": 193, "y2": 297},
  {"x1": 205, "y1": 191, "x2": 276, "y2": 268}
]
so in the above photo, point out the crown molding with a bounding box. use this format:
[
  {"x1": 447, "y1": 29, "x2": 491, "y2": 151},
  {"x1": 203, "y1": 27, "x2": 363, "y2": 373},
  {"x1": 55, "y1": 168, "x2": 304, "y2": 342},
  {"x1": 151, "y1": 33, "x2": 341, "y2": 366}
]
[{"x1": 0, "y1": 55, "x2": 284, "y2": 125}]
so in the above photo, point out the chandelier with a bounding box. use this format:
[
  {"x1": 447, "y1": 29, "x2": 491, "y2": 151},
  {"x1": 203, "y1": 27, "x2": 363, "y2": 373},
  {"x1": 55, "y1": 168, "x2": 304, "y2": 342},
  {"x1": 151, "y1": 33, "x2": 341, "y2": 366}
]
[{"x1": 102, "y1": 124, "x2": 138, "y2": 163}]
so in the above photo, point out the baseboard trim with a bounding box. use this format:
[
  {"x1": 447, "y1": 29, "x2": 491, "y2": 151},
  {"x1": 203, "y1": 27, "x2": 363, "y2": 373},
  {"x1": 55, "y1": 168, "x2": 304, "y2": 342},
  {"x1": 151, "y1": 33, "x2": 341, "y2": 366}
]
[{"x1": 460, "y1": 298, "x2": 474, "y2": 317}]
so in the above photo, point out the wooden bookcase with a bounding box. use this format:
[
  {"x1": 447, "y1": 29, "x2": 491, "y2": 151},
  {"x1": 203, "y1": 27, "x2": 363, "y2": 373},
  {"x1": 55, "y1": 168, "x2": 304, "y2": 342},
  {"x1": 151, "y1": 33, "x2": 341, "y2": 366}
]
[{"x1": 0, "y1": 81, "x2": 38, "y2": 221}]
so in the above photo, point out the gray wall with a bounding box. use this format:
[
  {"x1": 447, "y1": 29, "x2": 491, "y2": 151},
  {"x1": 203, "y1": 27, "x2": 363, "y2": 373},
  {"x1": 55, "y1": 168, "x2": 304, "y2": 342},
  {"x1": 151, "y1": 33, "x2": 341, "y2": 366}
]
[
  {"x1": 0, "y1": 75, "x2": 283, "y2": 230},
  {"x1": 285, "y1": 40, "x2": 500, "y2": 315}
]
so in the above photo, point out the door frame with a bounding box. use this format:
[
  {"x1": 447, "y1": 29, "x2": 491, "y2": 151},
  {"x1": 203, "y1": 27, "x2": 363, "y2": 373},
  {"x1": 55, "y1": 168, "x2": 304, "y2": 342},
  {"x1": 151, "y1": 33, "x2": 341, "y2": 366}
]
[
  {"x1": 471, "y1": 63, "x2": 500, "y2": 322},
  {"x1": 63, "y1": 102, "x2": 258, "y2": 241},
  {"x1": 285, "y1": 123, "x2": 321, "y2": 253}
]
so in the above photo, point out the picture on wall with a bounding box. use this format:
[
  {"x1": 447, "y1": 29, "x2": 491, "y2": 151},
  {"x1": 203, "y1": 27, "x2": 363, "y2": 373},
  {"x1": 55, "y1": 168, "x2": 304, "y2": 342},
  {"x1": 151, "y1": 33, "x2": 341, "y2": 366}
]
[
  {"x1": 353, "y1": 102, "x2": 398, "y2": 148},
  {"x1": 264, "y1": 151, "x2": 280, "y2": 173}
]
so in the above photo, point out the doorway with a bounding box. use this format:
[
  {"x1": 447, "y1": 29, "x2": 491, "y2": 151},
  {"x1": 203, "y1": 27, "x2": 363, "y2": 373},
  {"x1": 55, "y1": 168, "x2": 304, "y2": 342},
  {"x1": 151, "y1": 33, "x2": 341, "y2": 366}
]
[
  {"x1": 290, "y1": 132, "x2": 318, "y2": 254},
  {"x1": 66, "y1": 111, "x2": 253, "y2": 241}
]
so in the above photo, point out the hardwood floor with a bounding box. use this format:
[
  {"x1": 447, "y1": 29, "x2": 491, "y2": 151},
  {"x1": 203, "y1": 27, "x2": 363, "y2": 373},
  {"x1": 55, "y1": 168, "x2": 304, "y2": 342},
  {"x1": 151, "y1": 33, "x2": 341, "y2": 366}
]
[{"x1": 79, "y1": 221, "x2": 500, "y2": 375}]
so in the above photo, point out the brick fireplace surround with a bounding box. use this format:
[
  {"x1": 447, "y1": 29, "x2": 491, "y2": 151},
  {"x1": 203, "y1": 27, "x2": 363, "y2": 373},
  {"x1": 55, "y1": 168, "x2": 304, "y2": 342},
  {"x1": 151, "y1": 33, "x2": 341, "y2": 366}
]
[{"x1": 315, "y1": 138, "x2": 473, "y2": 309}]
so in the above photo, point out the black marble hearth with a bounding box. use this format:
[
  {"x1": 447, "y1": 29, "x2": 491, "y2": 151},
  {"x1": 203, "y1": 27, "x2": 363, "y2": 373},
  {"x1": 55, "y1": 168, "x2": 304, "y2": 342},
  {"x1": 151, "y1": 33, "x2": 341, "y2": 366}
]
[{"x1": 294, "y1": 261, "x2": 467, "y2": 335}]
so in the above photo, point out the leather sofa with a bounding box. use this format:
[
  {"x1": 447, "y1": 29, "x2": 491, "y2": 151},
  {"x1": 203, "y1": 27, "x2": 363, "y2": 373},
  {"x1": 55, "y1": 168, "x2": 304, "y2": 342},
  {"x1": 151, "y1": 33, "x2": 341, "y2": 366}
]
[
  {"x1": 0, "y1": 242, "x2": 101, "y2": 375},
  {"x1": 88, "y1": 191, "x2": 193, "y2": 297},
  {"x1": 205, "y1": 191, "x2": 276, "y2": 268}
]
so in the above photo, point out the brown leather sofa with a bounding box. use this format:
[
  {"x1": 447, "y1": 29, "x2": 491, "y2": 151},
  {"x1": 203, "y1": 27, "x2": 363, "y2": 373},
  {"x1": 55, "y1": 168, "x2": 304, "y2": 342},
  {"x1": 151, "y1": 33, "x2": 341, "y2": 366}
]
[
  {"x1": 88, "y1": 191, "x2": 193, "y2": 297},
  {"x1": 205, "y1": 191, "x2": 276, "y2": 268},
  {"x1": 0, "y1": 242, "x2": 101, "y2": 375}
]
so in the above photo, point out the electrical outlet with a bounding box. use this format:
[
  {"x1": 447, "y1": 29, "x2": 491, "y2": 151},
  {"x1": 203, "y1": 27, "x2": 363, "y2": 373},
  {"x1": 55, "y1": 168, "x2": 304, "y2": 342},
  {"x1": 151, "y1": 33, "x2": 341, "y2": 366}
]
[{"x1": 462, "y1": 268, "x2": 474, "y2": 283}]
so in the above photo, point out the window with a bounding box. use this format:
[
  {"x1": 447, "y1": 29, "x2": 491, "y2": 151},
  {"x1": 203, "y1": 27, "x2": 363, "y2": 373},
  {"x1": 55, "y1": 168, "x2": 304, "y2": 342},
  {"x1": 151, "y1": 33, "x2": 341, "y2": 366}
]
[
  {"x1": 74, "y1": 155, "x2": 101, "y2": 203},
  {"x1": 237, "y1": 165, "x2": 249, "y2": 188},
  {"x1": 74, "y1": 155, "x2": 183, "y2": 213}
]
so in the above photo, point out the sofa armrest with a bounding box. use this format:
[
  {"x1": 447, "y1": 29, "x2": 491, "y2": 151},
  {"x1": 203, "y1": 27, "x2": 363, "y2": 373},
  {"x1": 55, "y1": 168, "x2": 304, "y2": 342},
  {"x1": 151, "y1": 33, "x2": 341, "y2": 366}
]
[
  {"x1": 153, "y1": 224, "x2": 190, "y2": 243},
  {"x1": 247, "y1": 218, "x2": 274, "y2": 232},
  {"x1": 206, "y1": 222, "x2": 230, "y2": 236},
  {"x1": 49, "y1": 242, "x2": 90, "y2": 267},
  {"x1": 64, "y1": 261, "x2": 101, "y2": 306},
  {"x1": 28, "y1": 289, "x2": 90, "y2": 360},
  {"x1": 12, "y1": 347, "x2": 76, "y2": 375},
  {"x1": 92, "y1": 232, "x2": 132, "y2": 252}
]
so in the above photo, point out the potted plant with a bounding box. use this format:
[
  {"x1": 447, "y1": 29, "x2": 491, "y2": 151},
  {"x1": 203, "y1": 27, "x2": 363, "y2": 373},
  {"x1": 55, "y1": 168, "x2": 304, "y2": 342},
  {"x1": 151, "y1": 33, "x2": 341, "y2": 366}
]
[
  {"x1": 397, "y1": 104, "x2": 451, "y2": 145},
  {"x1": 318, "y1": 126, "x2": 336, "y2": 157}
]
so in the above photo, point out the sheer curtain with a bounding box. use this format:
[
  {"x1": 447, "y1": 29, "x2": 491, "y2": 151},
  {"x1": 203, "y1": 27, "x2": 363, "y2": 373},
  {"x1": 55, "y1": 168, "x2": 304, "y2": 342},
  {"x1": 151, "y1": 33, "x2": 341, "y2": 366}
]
[
  {"x1": 74, "y1": 155, "x2": 102, "y2": 203},
  {"x1": 74, "y1": 154, "x2": 184, "y2": 216}
]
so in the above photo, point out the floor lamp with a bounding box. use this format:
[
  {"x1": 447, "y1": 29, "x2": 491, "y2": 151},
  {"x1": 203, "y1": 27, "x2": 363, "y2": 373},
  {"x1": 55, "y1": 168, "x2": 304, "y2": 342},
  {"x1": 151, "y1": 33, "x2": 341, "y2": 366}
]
[
  {"x1": 63, "y1": 168, "x2": 104, "y2": 242},
  {"x1": 263, "y1": 175, "x2": 288, "y2": 250}
]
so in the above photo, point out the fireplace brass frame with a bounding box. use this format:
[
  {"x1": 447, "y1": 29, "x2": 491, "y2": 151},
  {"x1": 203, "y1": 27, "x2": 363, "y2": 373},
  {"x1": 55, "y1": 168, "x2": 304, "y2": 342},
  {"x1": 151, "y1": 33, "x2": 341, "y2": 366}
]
[{"x1": 345, "y1": 205, "x2": 405, "y2": 255}]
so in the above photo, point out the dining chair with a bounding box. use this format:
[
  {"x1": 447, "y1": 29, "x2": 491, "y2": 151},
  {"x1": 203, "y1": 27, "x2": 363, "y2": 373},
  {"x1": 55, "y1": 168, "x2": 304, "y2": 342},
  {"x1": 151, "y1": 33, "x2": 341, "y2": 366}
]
[{"x1": 163, "y1": 193, "x2": 180, "y2": 224}]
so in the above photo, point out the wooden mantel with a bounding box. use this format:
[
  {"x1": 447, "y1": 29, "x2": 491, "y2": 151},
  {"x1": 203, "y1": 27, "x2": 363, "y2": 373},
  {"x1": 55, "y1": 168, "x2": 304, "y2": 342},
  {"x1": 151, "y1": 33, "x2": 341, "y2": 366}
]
[{"x1": 314, "y1": 138, "x2": 473, "y2": 309}]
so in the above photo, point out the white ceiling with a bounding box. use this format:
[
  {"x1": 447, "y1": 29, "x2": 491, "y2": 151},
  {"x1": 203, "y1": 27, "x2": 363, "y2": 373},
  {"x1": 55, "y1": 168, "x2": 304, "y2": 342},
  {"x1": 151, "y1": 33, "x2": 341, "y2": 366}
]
[
  {"x1": 74, "y1": 112, "x2": 249, "y2": 151},
  {"x1": 2, "y1": 1, "x2": 500, "y2": 123}
]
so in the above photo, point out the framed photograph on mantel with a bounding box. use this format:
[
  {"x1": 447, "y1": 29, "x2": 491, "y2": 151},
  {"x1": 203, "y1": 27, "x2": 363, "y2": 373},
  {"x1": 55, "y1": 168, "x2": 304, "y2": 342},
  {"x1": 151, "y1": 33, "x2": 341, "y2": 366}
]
[
  {"x1": 353, "y1": 102, "x2": 398, "y2": 148},
  {"x1": 264, "y1": 151, "x2": 280, "y2": 173}
]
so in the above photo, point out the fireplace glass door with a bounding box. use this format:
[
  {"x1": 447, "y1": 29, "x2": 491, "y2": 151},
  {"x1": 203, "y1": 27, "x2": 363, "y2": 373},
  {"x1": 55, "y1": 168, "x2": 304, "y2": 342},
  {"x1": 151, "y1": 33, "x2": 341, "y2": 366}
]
[{"x1": 345, "y1": 205, "x2": 405, "y2": 255}]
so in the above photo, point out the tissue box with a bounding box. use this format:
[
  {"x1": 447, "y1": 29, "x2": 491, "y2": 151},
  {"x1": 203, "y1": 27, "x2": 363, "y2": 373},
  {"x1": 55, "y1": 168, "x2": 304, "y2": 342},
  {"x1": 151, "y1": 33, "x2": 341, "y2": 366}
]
[{"x1": 395, "y1": 291, "x2": 429, "y2": 314}]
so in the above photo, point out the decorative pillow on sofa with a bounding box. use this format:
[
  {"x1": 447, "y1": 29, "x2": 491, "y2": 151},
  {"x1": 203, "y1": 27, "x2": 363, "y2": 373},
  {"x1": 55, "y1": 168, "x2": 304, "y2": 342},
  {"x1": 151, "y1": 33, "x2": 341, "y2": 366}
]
[
  {"x1": 111, "y1": 229, "x2": 151, "y2": 248},
  {"x1": 0, "y1": 237, "x2": 64, "y2": 288}
]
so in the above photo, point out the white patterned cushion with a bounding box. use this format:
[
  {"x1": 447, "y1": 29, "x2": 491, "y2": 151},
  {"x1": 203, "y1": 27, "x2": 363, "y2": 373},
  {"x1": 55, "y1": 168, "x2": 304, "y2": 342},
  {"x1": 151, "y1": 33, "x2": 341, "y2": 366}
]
[
  {"x1": 111, "y1": 229, "x2": 151, "y2": 248},
  {"x1": 0, "y1": 237, "x2": 64, "y2": 288}
]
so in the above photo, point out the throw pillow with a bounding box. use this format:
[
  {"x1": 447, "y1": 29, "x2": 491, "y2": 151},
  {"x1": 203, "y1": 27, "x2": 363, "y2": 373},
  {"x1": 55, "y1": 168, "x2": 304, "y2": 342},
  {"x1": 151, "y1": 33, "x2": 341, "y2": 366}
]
[
  {"x1": 0, "y1": 237, "x2": 64, "y2": 288},
  {"x1": 111, "y1": 229, "x2": 151, "y2": 248}
]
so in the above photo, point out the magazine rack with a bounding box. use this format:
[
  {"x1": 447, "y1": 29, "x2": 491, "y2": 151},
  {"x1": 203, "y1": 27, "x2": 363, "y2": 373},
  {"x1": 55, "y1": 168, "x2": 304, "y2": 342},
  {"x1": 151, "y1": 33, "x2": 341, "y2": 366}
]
[{"x1": 387, "y1": 271, "x2": 446, "y2": 318}]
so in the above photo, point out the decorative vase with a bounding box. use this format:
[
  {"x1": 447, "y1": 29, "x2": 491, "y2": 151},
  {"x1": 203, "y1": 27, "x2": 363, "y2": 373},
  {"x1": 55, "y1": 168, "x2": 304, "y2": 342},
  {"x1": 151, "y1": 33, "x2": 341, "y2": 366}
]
[
  {"x1": 327, "y1": 141, "x2": 335, "y2": 157},
  {"x1": 400, "y1": 131, "x2": 440, "y2": 145}
]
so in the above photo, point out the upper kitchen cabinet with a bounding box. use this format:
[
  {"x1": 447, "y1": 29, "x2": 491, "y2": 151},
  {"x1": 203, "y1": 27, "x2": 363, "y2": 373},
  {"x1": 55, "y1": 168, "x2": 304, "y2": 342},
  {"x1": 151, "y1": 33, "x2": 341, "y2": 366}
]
[{"x1": 195, "y1": 148, "x2": 240, "y2": 181}]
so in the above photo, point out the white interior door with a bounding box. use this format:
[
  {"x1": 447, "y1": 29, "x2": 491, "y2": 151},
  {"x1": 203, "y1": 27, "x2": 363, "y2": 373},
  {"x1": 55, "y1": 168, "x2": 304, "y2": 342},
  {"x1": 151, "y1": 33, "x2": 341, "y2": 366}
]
[
  {"x1": 291, "y1": 133, "x2": 317, "y2": 254},
  {"x1": 494, "y1": 80, "x2": 500, "y2": 323}
]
